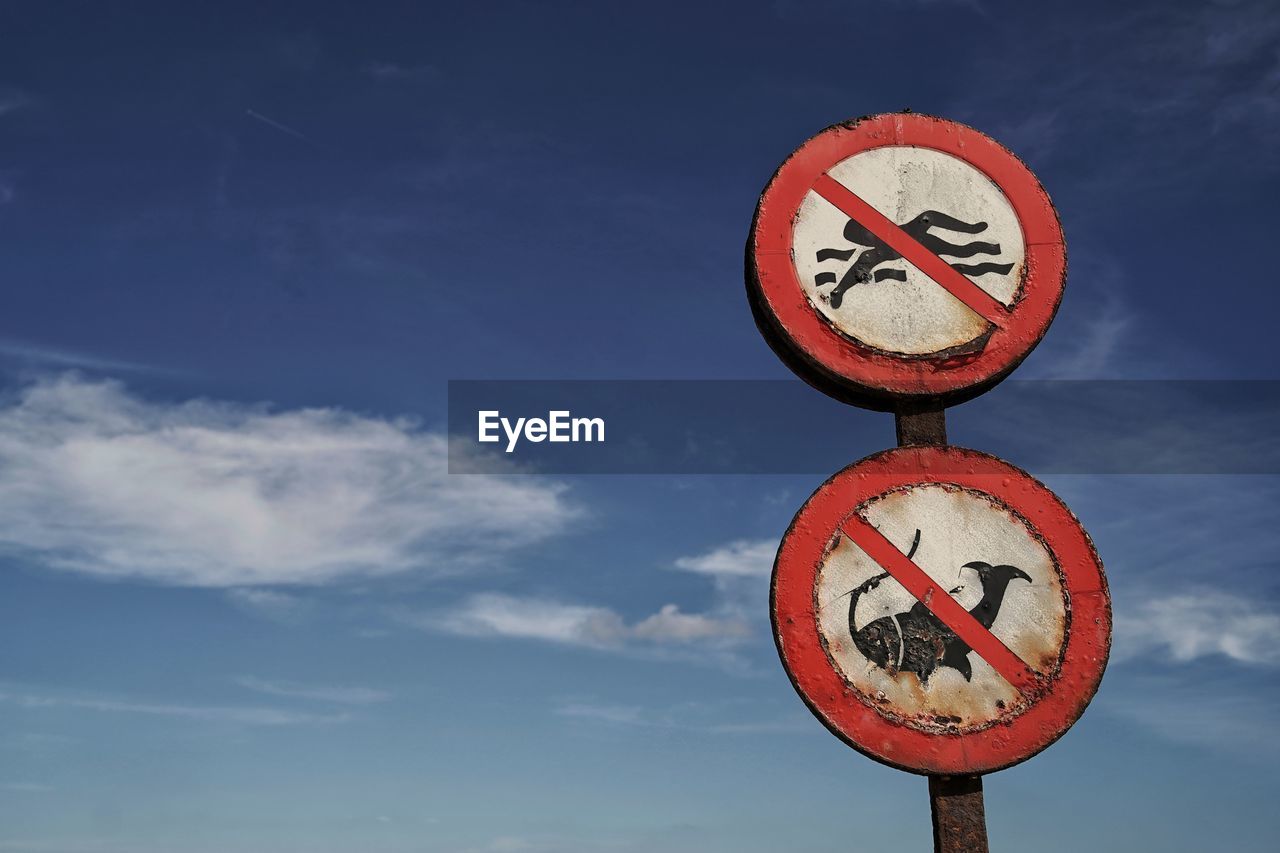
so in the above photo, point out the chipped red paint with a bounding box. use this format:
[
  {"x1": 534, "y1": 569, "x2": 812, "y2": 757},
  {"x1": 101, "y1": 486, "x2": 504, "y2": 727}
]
[
  {"x1": 771, "y1": 445, "x2": 1110, "y2": 776},
  {"x1": 746, "y1": 112, "x2": 1066, "y2": 409}
]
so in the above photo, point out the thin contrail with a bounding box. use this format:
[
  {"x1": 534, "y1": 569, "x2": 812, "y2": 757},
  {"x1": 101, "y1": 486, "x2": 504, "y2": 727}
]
[{"x1": 245, "y1": 109, "x2": 329, "y2": 151}]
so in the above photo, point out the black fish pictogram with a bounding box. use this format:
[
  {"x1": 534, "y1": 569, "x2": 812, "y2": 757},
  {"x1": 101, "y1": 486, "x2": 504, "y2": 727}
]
[
  {"x1": 842, "y1": 529, "x2": 1030, "y2": 683},
  {"x1": 815, "y1": 211, "x2": 1014, "y2": 308}
]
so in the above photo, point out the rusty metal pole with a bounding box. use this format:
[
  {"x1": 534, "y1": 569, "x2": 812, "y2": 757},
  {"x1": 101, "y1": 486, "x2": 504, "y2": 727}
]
[
  {"x1": 893, "y1": 402, "x2": 991, "y2": 852},
  {"x1": 894, "y1": 401, "x2": 947, "y2": 447},
  {"x1": 928, "y1": 776, "x2": 989, "y2": 853}
]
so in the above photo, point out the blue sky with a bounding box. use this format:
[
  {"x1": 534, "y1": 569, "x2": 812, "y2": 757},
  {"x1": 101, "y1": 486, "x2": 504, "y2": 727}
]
[{"x1": 1, "y1": 1, "x2": 1279, "y2": 851}]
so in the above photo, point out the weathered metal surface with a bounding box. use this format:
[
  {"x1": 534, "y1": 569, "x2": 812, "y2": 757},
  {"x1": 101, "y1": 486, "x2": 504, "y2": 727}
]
[
  {"x1": 771, "y1": 445, "x2": 1110, "y2": 775},
  {"x1": 930, "y1": 775, "x2": 989, "y2": 853},
  {"x1": 795, "y1": 147, "x2": 1025, "y2": 356},
  {"x1": 895, "y1": 405, "x2": 947, "y2": 446},
  {"x1": 816, "y1": 484, "x2": 1068, "y2": 732},
  {"x1": 745, "y1": 112, "x2": 1067, "y2": 410}
]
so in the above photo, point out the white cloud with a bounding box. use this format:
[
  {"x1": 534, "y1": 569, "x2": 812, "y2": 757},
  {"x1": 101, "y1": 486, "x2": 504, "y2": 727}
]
[
  {"x1": 235, "y1": 676, "x2": 392, "y2": 705},
  {"x1": 672, "y1": 539, "x2": 776, "y2": 578},
  {"x1": 414, "y1": 538, "x2": 775, "y2": 659},
  {"x1": 669, "y1": 539, "x2": 776, "y2": 644},
  {"x1": 632, "y1": 604, "x2": 749, "y2": 641},
  {"x1": 424, "y1": 594, "x2": 625, "y2": 646},
  {"x1": 0, "y1": 688, "x2": 348, "y2": 726},
  {"x1": 415, "y1": 593, "x2": 749, "y2": 650},
  {"x1": 0, "y1": 376, "x2": 577, "y2": 587},
  {"x1": 225, "y1": 588, "x2": 310, "y2": 623},
  {"x1": 1115, "y1": 590, "x2": 1280, "y2": 666}
]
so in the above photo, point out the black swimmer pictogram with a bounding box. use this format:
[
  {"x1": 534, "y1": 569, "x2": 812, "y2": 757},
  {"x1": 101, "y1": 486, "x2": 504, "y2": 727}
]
[{"x1": 815, "y1": 212, "x2": 1014, "y2": 309}]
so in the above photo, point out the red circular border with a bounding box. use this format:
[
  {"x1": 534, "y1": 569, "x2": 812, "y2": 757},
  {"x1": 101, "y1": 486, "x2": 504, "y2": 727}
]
[
  {"x1": 771, "y1": 446, "x2": 1110, "y2": 775},
  {"x1": 748, "y1": 113, "x2": 1066, "y2": 403}
]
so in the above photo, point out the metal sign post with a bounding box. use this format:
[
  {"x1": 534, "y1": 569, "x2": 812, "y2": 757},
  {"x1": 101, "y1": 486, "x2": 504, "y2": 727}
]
[
  {"x1": 747, "y1": 113, "x2": 1111, "y2": 851},
  {"x1": 930, "y1": 774, "x2": 988, "y2": 853},
  {"x1": 893, "y1": 405, "x2": 985, "y2": 850}
]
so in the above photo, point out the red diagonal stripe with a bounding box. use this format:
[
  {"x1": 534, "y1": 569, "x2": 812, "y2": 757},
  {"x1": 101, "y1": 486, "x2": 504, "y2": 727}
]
[
  {"x1": 839, "y1": 513, "x2": 1042, "y2": 695},
  {"x1": 811, "y1": 174, "x2": 1009, "y2": 327}
]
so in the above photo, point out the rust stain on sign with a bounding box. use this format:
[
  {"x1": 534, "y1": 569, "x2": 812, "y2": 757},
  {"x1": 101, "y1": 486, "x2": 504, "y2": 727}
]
[
  {"x1": 771, "y1": 445, "x2": 1109, "y2": 775},
  {"x1": 814, "y1": 484, "x2": 1068, "y2": 733}
]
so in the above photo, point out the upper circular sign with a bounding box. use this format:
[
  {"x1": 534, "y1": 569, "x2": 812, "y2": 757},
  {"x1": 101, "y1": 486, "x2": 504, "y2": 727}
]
[
  {"x1": 771, "y1": 445, "x2": 1109, "y2": 775},
  {"x1": 747, "y1": 113, "x2": 1066, "y2": 408}
]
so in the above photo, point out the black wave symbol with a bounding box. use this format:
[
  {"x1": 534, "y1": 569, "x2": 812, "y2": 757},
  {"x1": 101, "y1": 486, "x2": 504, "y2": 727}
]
[{"x1": 815, "y1": 211, "x2": 1014, "y2": 308}]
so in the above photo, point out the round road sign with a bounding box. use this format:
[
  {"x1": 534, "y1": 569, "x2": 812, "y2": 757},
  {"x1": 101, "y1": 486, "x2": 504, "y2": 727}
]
[
  {"x1": 747, "y1": 113, "x2": 1066, "y2": 408},
  {"x1": 772, "y1": 446, "x2": 1109, "y2": 775}
]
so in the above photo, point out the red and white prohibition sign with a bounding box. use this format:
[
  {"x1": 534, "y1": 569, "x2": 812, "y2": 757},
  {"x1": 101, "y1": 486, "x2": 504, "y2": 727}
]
[
  {"x1": 747, "y1": 113, "x2": 1066, "y2": 405},
  {"x1": 772, "y1": 446, "x2": 1110, "y2": 775}
]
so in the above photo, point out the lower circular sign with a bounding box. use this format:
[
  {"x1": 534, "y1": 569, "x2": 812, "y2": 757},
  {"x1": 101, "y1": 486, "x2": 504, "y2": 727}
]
[{"x1": 772, "y1": 445, "x2": 1110, "y2": 775}]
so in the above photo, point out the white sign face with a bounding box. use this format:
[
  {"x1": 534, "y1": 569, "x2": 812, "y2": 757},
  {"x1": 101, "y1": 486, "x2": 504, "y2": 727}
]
[
  {"x1": 792, "y1": 147, "x2": 1026, "y2": 356},
  {"x1": 815, "y1": 484, "x2": 1065, "y2": 731}
]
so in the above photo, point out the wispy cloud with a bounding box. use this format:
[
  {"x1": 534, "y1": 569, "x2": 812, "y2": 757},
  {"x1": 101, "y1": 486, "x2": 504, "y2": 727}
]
[
  {"x1": 0, "y1": 375, "x2": 578, "y2": 587},
  {"x1": 0, "y1": 688, "x2": 348, "y2": 726},
  {"x1": 410, "y1": 593, "x2": 749, "y2": 650},
  {"x1": 667, "y1": 538, "x2": 776, "y2": 647},
  {"x1": 413, "y1": 538, "x2": 776, "y2": 660},
  {"x1": 1018, "y1": 252, "x2": 1138, "y2": 380},
  {"x1": 235, "y1": 676, "x2": 392, "y2": 705},
  {"x1": 1115, "y1": 590, "x2": 1280, "y2": 666},
  {"x1": 0, "y1": 339, "x2": 174, "y2": 375},
  {"x1": 632, "y1": 604, "x2": 750, "y2": 642},
  {"x1": 672, "y1": 540, "x2": 775, "y2": 578},
  {"x1": 244, "y1": 109, "x2": 330, "y2": 152},
  {"x1": 225, "y1": 588, "x2": 311, "y2": 623},
  {"x1": 1027, "y1": 292, "x2": 1133, "y2": 380}
]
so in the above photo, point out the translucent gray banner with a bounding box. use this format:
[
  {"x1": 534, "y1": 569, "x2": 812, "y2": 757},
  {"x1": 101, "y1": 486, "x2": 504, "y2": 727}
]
[{"x1": 447, "y1": 380, "x2": 1280, "y2": 475}]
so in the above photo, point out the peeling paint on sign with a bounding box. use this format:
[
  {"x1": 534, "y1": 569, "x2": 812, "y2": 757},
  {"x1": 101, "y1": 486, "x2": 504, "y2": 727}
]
[
  {"x1": 794, "y1": 148, "x2": 1026, "y2": 357},
  {"x1": 771, "y1": 445, "x2": 1110, "y2": 775},
  {"x1": 815, "y1": 485, "x2": 1066, "y2": 732},
  {"x1": 746, "y1": 112, "x2": 1066, "y2": 408}
]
